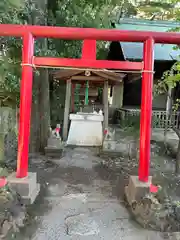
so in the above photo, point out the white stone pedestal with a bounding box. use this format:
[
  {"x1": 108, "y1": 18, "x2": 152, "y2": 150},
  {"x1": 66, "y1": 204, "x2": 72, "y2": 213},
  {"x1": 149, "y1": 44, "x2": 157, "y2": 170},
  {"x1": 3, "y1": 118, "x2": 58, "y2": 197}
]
[{"x1": 67, "y1": 113, "x2": 103, "y2": 146}]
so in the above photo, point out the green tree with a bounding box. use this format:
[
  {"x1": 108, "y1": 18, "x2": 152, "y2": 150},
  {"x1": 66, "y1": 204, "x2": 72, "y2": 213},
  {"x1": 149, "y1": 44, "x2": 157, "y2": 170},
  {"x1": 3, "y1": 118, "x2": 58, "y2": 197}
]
[
  {"x1": 1, "y1": 0, "x2": 133, "y2": 152},
  {"x1": 155, "y1": 35, "x2": 180, "y2": 174},
  {"x1": 142, "y1": 0, "x2": 180, "y2": 173},
  {"x1": 0, "y1": 0, "x2": 25, "y2": 98},
  {"x1": 2, "y1": 0, "x2": 179, "y2": 154},
  {"x1": 137, "y1": 0, "x2": 178, "y2": 20},
  {"x1": 0, "y1": 0, "x2": 50, "y2": 152}
]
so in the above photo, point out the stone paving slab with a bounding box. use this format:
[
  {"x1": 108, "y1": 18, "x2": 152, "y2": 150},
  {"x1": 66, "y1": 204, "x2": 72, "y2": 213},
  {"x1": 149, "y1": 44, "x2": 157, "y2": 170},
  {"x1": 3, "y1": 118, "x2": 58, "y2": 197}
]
[
  {"x1": 15, "y1": 148, "x2": 167, "y2": 240},
  {"x1": 31, "y1": 190, "x2": 165, "y2": 239}
]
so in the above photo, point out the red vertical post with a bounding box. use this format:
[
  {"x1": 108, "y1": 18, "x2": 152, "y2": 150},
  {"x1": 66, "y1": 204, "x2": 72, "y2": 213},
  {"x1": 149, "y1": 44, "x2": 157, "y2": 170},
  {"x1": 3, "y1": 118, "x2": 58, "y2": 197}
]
[
  {"x1": 139, "y1": 38, "x2": 154, "y2": 182},
  {"x1": 82, "y1": 40, "x2": 96, "y2": 106},
  {"x1": 82, "y1": 40, "x2": 96, "y2": 59},
  {"x1": 16, "y1": 32, "x2": 34, "y2": 178}
]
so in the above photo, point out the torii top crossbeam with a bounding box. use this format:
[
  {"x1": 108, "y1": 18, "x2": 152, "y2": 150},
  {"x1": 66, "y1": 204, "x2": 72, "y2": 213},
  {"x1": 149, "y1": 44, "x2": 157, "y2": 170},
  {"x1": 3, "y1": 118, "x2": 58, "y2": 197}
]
[
  {"x1": 0, "y1": 24, "x2": 180, "y2": 44},
  {"x1": 1, "y1": 23, "x2": 179, "y2": 184}
]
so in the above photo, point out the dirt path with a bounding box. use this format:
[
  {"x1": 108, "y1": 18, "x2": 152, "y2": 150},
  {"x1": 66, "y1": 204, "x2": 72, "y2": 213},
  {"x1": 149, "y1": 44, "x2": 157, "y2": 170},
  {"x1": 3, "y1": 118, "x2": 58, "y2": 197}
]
[{"x1": 9, "y1": 147, "x2": 166, "y2": 240}]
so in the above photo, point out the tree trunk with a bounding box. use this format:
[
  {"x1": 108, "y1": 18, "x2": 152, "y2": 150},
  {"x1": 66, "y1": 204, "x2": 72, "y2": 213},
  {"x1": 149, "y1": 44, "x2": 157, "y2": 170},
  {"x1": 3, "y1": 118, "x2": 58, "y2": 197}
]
[
  {"x1": 63, "y1": 79, "x2": 71, "y2": 141},
  {"x1": 39, "y1": 67, "x2": 50, "y2": 152},
  {"x1": 103, "y1": 81, "x2": 109, "y2": 131},
  {"x1": 29, "y1": 76, "x2": 41, "y2": 153},
  {"x1": 176, "y1": 139, "x2": 180, "y2": 174},
  {"x1": 29, "y1": 0, "x2": 50, "y2": 153},
  {"x1": 164, "y1": 87, "x2": 173, "y2": 145},
  {"x1": 28, "y1": 0, "x2": 41, "y2": 153},
  {"x1": 38, "y1": 0, "x2": 50, "y2": 152}
]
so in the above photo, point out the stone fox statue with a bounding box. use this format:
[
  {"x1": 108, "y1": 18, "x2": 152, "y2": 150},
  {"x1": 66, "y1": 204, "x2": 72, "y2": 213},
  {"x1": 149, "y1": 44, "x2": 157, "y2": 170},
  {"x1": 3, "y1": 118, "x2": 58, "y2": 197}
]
[{"x1": 50, "y1": 124, "x2": 61, "y2": 139}]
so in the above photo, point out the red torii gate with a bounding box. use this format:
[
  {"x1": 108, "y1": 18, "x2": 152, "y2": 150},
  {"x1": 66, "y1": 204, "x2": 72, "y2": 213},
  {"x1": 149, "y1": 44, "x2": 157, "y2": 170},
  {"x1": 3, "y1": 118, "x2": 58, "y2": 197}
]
[{"x1": 0, "y1": 24, "x2": 180, "y2": 182}]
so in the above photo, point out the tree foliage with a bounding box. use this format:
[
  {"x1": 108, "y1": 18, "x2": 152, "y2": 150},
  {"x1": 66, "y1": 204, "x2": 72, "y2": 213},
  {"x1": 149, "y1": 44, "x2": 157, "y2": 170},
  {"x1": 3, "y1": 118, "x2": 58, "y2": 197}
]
[
  {"x1": 0, "y1": 0, "x2": 180, "y2": 155},
  {"x1": 0, "y1": 0, "x2": 179, "y2": 94},
  {"x1": 137, "y1": 0, "x2": 179, "y2": 20},
  {"x1": 152, "y1": 2, "x2": 180, "y2": 172},
  {"x1": 0, "y1": 0, "x2": 24, "y2": 94},
  {"x1": 0, "y1": 0, "x2": 48, "y2": 94},
  {"x1": 0, "y1": 0, "x2": 137, "y2": 94}
]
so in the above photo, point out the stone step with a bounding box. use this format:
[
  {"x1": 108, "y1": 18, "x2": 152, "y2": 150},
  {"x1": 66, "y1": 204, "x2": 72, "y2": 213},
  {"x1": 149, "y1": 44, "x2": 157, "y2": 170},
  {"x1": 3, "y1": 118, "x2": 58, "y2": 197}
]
[
  {"x1": 47, "y1": 137, "x2": 62, "y2": 148},
  {"x1": 44, "y1": 147, "x2": 63, "y2": 158}
]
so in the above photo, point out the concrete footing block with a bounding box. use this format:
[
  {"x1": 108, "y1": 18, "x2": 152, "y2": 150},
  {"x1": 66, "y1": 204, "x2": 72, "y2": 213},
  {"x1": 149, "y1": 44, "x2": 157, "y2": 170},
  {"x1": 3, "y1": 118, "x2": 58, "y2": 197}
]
[
  {"x1": 125, "y1": 175, "x2": 152, "y2": 205},
  {"x1": 45, "y1": 137, "x2": 64, "y2": 157},
  {"x1": 103, "y1": 140, "x2": 116, "y2": 151},
  {"x1": 45, "y1": 147, "x2": 63, "y2": 157},
  {"x1": 47, "y1": 137, "x2": 62, "y2": 148},
  {"x1": 7, "y1": 172, "x2": 40, "y2": 205}
]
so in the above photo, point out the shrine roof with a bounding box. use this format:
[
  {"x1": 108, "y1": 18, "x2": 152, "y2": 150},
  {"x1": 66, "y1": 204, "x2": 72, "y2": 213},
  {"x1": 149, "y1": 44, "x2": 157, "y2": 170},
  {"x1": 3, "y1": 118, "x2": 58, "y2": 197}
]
[
  {"x1": 114, "y1": 18, "x2": 180, "y2": 61},
  {"x1": 53, "y1": 69, "x2": 126, "y2": 84}
]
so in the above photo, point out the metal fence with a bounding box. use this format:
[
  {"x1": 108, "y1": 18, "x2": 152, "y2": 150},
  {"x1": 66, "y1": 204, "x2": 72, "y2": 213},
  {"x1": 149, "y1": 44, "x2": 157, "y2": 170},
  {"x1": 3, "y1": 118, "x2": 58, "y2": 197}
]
[{"x1": 115, "y1": 108, "x2": 179, "y2": 129}]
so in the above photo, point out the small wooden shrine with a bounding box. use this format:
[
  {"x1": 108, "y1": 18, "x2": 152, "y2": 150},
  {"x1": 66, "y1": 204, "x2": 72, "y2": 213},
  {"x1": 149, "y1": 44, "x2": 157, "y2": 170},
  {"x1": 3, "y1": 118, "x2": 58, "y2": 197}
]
[{"x1": 53, "y1": 69, "x2": 126, "y2": 142}]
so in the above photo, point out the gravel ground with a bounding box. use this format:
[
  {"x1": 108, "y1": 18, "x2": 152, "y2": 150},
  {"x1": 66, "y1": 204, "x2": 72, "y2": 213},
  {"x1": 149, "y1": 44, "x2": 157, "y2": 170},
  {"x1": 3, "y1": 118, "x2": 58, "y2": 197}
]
[{"x1": 6, "y1": 147, "x2": 177, "y2": 240}]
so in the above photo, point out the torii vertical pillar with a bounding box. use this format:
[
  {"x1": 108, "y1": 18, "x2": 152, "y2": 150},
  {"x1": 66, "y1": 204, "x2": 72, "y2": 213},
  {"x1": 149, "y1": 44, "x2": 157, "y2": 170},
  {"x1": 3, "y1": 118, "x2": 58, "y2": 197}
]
[
  {"x1": 17, "y1": 33, "x2": 34, "y2": 178},
  {"x1": 139, "y1": 38, "x2": 154, "y2": 182},
  {"x1": 125, "y1": 38, "x2": 154, "y2": 205},
  {"x1": 8, "y1": 32, "x2": 40, "y2": 204}
]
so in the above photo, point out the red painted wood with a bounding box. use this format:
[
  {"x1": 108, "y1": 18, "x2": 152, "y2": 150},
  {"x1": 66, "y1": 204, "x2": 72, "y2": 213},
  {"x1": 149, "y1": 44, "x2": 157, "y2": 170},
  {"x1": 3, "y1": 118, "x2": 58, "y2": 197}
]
[
  {"x1": 34, "y1": 57, "x2": 143, "y2": 71},
  {"x1": 82, "y1": 40, "x2": 96, "y2": 60},
  {"x1": 139, "y1": 38, "x2": 154, "y2": 182},
  {"x1": 0, "y1": 24, "x2": 180, "y2": 44},
  {"x1": 16, "y1": 33, "x2": 34, "y2": 178}
]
